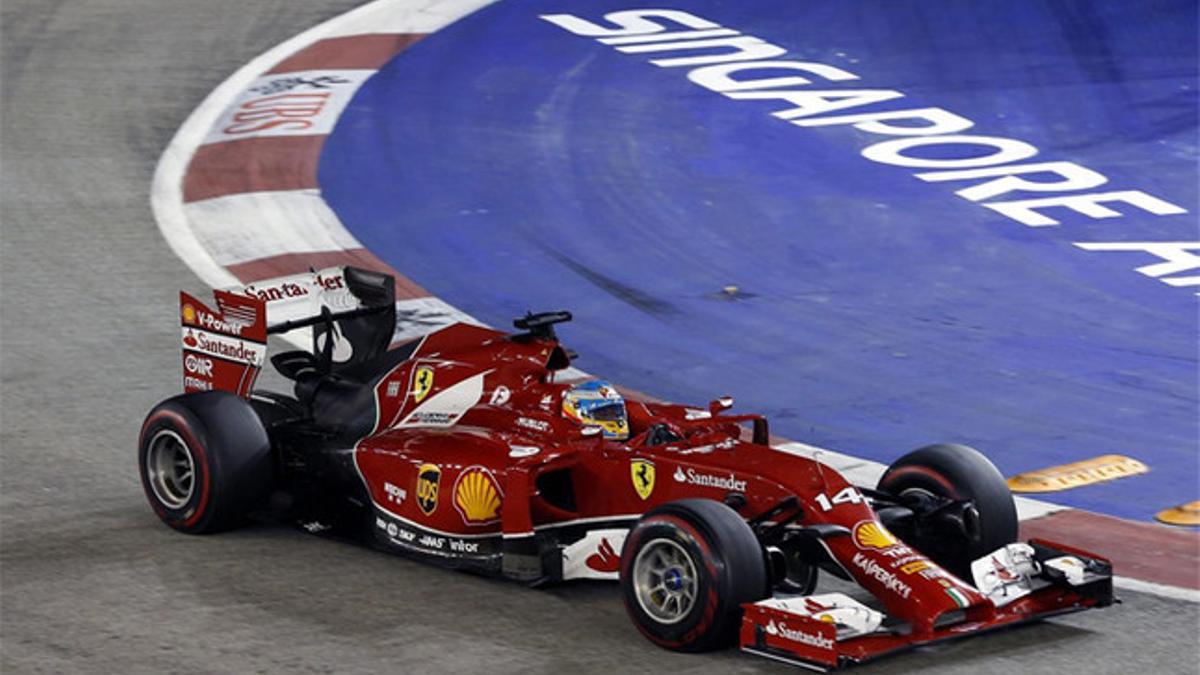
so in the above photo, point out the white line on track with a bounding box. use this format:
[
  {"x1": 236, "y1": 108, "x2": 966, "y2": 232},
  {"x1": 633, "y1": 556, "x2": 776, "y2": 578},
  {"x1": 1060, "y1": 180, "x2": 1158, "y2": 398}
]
[
  {"x1": 1114, "y1": 577, "x2": 1200, "y2": 603},
  {"x1": 150, "y1": 0, "x2": 497, "y2": 294},
  {"x1": 149, "y1": 0, "x2": 1197, "y2": 604},
  {"x1": 773, "y1": 441, "x2": 1068, "y2": 521}
]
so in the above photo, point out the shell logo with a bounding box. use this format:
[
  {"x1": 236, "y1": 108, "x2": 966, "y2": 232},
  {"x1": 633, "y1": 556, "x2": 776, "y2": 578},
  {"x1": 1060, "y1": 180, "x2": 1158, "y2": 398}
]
[
  {"x1": 182, "y1": 303, "x2": 196, "y2": 324},
  {"x1": 454, "y1": 466, "x2": 503, "y2": 524},
  {"x1": 853, "y1": 521, "x2": 898, "y2": 550}
]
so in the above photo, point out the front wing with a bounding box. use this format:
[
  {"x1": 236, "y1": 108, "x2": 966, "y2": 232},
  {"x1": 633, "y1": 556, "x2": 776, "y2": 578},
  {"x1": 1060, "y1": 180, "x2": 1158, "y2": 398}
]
[{"x1": 739, "y1": 539, "x2": 1114, "y2": 671}]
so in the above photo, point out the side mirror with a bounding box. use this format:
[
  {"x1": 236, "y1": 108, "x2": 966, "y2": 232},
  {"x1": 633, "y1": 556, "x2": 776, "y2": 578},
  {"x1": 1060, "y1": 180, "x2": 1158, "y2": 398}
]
[
  {"x1": 581, "y1": 426, "x2": 602, "y2": 438},
  {"x1": 708, "y1": 396, "x2": 734, "y2": 415}
]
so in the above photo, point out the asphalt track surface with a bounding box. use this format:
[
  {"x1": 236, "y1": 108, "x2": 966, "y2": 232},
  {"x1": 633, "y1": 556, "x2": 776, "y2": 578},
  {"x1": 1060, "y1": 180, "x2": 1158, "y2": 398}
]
[
  {"x1": 321, "y1": 0, "x2": 1198, "y2": 523},
  {"x1": 0, "y1": 2, "x2": 1197, "y2": 674}
]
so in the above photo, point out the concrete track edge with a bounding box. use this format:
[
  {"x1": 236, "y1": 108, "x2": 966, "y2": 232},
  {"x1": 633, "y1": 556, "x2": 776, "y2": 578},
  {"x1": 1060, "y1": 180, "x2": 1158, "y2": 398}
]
[{"x1": 149, "y1": 0, "x2": 1199, "y2": 601}]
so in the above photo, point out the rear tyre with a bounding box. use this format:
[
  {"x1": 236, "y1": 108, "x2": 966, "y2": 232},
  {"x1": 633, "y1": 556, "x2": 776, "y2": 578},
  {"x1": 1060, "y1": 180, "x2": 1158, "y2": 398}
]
[
  {"x1": 138, "y1": 391, "x2": 273, "y2": 534},
  {"x1": 620, "y1": 499, "x2": 768, "y2": 652},
  {"x1": 877, "y1": 443, "x2": 1017, "y2": 580}
]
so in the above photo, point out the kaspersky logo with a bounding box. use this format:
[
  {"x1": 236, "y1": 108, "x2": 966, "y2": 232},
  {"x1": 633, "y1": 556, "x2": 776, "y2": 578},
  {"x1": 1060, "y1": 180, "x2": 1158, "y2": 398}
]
[
  {"x1": 764, "y1": 620, "x2": 835, "y2": 650},
  {"x1": 852, "y1": 552, "x2": 913, "y2": 599}
]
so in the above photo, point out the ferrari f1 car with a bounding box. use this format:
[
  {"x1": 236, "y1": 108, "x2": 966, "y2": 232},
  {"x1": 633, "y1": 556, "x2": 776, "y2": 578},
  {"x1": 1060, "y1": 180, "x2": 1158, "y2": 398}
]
[{"x1": 140, "y1": 266, "x2": 1113, "y2": 670}]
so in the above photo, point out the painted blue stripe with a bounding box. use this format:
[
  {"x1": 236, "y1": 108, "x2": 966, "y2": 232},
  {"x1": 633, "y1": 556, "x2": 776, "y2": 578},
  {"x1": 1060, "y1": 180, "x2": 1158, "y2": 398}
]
[{"x1": 319, "y1": 0, "x2": 1198, "y2": 521}]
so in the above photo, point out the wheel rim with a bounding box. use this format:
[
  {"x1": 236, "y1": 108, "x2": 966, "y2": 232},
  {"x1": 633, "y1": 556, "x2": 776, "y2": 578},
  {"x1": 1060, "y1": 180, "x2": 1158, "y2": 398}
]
[
  {"x1": 632, "y1": 538, "x2": 699, "y2": 625},
  {"x1": 146, "y1": 429, "x2": 195, "y2": 509}
]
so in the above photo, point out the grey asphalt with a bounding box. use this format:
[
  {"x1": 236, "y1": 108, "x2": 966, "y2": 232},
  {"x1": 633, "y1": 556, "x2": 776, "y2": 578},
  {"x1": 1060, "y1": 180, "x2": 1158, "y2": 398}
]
[{"x1": 1, "y1": 1, "x2": 1198, "y2": 673}]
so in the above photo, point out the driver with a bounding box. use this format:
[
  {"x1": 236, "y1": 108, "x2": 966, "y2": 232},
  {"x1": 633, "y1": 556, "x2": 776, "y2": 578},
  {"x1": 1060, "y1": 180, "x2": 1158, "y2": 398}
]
[{"x1": 561, "y1": 380, "x2": 629, "y2": 440}]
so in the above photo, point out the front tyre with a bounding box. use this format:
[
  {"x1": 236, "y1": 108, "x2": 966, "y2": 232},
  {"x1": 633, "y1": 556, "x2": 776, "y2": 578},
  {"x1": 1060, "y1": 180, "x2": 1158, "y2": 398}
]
[
  {"x1": 878, "y1": 443, "x2": 1017, "y2": 580},
  {"x1": 138, "y1": 391, "x2": 273, "y2": 534},
  {"x1": 620, "y1": 499, "x2": 768, "y2": 652}
]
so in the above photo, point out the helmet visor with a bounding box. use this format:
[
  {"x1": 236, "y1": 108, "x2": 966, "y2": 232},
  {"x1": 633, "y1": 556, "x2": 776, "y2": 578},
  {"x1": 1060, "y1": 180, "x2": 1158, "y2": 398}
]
[{"x1": 584, "y1": 401, "x2": 627, "y2": 423}]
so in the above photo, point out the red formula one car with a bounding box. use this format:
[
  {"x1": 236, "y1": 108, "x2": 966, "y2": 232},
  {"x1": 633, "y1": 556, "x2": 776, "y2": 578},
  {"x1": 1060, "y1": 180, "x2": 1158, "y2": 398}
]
[{"x1": 140, "y1": 266, "x2": 1113, "y2": 670}]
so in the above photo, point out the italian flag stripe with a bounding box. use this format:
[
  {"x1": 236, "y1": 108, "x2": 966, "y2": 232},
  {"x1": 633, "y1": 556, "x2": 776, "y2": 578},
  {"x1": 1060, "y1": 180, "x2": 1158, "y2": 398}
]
[{"x1": 945, "y1": 587, "x2": 970, "y2": 608}]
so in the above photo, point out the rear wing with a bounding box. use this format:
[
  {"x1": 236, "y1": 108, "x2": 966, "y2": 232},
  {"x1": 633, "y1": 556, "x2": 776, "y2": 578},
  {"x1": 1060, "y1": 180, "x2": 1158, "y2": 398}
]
[
  {"x1": 180, "y1": 290, "x2": 267, "y2": 396},
  {"x1": 179, "y1": 266, "x2": 395, "y2": 397}
]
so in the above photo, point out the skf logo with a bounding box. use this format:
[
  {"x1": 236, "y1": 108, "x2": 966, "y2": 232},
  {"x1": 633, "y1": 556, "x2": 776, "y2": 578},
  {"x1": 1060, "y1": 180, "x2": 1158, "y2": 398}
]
[
  {"x1": 453, "y1": 466, "x2": 503, "y2": 524},
  {"x1": 412, "y1": 365, "x2": 434, "y2": 404},
  {"x1": 415, "y1": 463, "x2": 440, "y2": 515},
  {"x1": 853, "y1": 521, "x2": 898, "y2": 550},
  {"x1": 181, "y1": 303, "x2": 196, "y2": 325},
  {"x1": 630, "y1": 459, "x2": 655, "y2": 500}
]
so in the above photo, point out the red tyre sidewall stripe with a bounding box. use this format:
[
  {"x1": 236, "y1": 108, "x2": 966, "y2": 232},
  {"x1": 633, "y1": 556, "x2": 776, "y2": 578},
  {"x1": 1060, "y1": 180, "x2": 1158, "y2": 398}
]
[
  {"x1": 883, "y1": 465, "x2": 961, "y2": 499},
  {"x1": 620, "y1": 512, "x2": 721, "y2": 650},
  {"x1": 653, "y1": 514, "x2": 718, "y2": 578},
  {"x1": 141, "y1": 409, "x2": 212, "y2": 528}
]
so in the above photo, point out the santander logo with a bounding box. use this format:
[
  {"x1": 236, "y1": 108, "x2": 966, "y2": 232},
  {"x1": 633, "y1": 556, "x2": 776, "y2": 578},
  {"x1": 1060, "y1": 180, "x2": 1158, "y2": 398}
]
[
  {"x1": 765, "y1": 620, "x2": 835, "y2": 650},
  {"x1": 672, "y1": 466, "x2": 748, "y2": 492}
]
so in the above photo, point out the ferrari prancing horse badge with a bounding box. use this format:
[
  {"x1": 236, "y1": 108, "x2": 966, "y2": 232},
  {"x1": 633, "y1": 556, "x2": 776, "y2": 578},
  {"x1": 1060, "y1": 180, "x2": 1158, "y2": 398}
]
[
  {"x1": 412, "y1": 365, "x2": 434, "y2": 404},
  {"x1": 631, "y1": 459, "x2": 655, "y2": 500}
]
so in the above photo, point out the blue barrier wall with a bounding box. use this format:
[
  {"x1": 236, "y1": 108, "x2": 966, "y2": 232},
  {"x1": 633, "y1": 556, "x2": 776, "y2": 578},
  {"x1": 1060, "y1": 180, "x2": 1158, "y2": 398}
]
[{"x1": 319, "y1": 0, "x2": 1198, "y2": 521}]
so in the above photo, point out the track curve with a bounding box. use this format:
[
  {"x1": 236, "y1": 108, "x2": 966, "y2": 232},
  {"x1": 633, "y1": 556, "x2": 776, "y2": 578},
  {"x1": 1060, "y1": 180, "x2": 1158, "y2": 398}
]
[
  {"x1": 1, "y1": 1, "x2": 1197, "y2": 673},
  {"x1": 318, "y1": 0, "x2": 1198, "y2": 522}
]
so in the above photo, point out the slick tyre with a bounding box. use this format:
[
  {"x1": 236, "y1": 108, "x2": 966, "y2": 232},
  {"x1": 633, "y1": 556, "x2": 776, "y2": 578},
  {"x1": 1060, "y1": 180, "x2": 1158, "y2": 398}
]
[
  {"x1": 620, "y1": 499, "x2": 768, "y2": 652},
  {"x1": 878, "y1": 444, "x2": 1017, "y2": 580},
  {"x1": 138, "y1": 391, "x2": 273, "y2": 534}
]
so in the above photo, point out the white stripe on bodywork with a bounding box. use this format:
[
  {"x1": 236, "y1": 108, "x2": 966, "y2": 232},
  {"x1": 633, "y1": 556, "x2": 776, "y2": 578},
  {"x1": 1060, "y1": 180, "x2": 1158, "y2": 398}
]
[
  {"x1": 561, "y1": 528, "x2": 628, "y2": 581},
  {"x1": 396, "y1": 370, "x2": 488, "y2": 428}
]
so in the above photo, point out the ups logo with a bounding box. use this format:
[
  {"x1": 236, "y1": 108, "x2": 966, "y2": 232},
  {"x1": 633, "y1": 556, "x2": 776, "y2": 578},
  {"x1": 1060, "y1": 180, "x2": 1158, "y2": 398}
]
[{"x1": 416, "y1": 463, "x2": 440, "y2": 515}]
